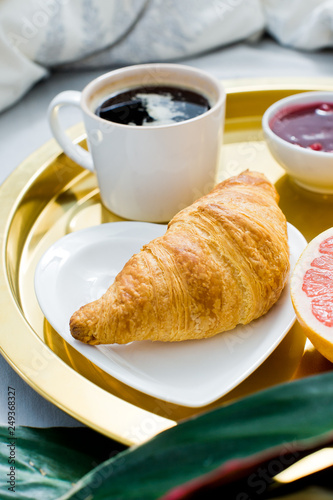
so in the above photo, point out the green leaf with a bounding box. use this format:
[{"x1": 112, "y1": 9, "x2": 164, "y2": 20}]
[
  {"x1": 61, "y1": 371, "x2": 333, "y2": 500},
  {"x1": 0, "y1": 426, "x2": 124, "y2": 500}
]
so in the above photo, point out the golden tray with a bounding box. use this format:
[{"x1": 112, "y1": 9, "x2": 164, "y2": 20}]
[{"x1": 1, "y1": 78, "x2": 333, "y2": 446}]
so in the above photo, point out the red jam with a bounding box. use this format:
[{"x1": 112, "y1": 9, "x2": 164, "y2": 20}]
[{"x1": 270, "y1": 102, "x2": 333, "y2": 152}]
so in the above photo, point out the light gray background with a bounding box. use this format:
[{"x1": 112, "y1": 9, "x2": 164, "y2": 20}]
[{"x1": 1, "y1": 37, "x2": 333, "y2": 427}]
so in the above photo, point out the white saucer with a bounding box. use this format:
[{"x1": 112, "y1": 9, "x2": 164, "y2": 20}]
[{"x1": 34, "y1": 221, "x2": 307, "y2": 407}]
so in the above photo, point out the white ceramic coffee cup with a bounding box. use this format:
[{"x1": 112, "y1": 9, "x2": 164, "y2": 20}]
[{"x1": 48, "y1": 63, "x2": 226, "y2": 222}]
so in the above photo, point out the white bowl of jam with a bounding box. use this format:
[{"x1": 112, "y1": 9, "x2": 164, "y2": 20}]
[{"x1": 262, "y1": 91, "x2": 333, "y2": 193}]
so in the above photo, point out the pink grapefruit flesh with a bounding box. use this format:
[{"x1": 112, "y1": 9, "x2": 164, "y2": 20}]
[{"x1": 291, "y1": 227, "x2": 333, "y2": 363}]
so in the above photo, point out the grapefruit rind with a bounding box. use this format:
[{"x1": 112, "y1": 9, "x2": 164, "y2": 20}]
[{"x1": 290, "y1": 227, "x2": 333, "y2": 364}]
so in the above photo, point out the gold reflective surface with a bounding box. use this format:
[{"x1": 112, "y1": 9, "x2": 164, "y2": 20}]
[{"x1": 1, "y1": 78, "x2": 333, "y2": 445}]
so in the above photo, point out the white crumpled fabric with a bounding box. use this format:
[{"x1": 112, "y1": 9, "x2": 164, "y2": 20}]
[
  {"x1": 0, "y1": 0, "x2": 332, "y2": 113},
  {"x1": 262, "y1": 0, "x2": 333, "y2": 50}
]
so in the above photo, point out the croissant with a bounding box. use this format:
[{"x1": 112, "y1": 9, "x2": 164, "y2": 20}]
[{"x1": 70, "y1": 171, "x2": 289, "y2": 345}]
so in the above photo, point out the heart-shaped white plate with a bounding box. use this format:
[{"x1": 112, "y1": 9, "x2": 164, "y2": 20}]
[{"x1": 35, "y1": 221, "x2": 307, "y2": 407}]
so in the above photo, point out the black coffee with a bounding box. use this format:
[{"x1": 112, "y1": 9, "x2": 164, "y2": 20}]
[{"x1": 95, "y1": 85, "x2": 211, "y2": 126}]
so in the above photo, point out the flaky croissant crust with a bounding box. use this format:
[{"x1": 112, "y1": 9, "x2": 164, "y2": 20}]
[{"x1": 70, "y1": 171, "x2": 290, "y2": 345}]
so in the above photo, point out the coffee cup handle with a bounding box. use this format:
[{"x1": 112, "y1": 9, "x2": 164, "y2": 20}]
[{"x1": 48, "y1": 91, "x2": 94, "y2": 172}]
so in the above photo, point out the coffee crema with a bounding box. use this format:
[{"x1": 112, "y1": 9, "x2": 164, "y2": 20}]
[{"x1": 95, "y1": 85, "x2": 211, "y2": 126}]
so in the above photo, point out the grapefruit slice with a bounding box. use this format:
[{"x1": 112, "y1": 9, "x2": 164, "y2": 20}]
[{"x1": 291, "y1": 227, "x2": 333, "y2": 363}]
